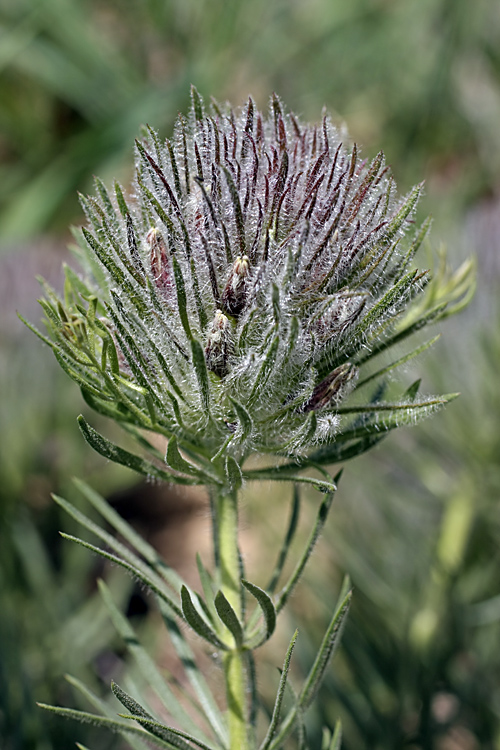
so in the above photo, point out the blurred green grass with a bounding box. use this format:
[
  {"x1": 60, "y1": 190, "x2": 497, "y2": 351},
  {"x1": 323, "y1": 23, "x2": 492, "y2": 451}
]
[{"x1": 1, "y1": 0, "x2": 500, "y2": 748}]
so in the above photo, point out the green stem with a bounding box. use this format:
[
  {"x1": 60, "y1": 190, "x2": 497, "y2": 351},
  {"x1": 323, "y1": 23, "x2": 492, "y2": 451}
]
[{"x1": 214, "y1": 487, "x2": 249, "y2": 750}]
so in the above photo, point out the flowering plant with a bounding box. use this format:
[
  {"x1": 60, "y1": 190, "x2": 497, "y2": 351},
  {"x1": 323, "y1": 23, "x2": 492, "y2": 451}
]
[{"x1": 26, "y1": 88, "x2": 473, "y2": 749}]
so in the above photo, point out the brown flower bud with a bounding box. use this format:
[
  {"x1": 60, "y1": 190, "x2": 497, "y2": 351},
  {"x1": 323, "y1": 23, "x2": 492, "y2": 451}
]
[
  {"x1": 205, "y1": 310, "x2": 231, "y2": 378},
  {"x1": 302, "y1": 363, "x2": 358, "y2": 413},
  {"x1": 222, "y1": 255, "x2": 250, "y2": 317},
  {"x1": 147, "y1": 227, "x2": 170, "y2": 290}
]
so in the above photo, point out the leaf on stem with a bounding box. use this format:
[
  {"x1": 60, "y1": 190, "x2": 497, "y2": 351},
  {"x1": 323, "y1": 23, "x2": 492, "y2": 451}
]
[
  {"x1": 98, "y1": 581, "x2": 211, "y2": 744},
  {"x1": 299, "y1": 581, "x2": 352, "y2": 710},
  {"x1": 259, "y1": 630, "x2": 298, "y2": 750},
  {"x1": 214, "y1": 590, "x2": 244, "y2": 647},
  {"x1": 112, "y1": 682, "x2": 216, "y2": 750},
  {"x1": 181, "y1": 586, "x2": 228, "y2": 650},
  {"x1": 159, "y1": 603, "x2": 229, "y2": 747},
  {"x1": 36, "y1": 705, "x2": 176, "y2": 749},
  {"x1": 266, "y1": 486, "x2": 301, "y2": 594},
  {"x1": 59, "y1": 532, "x2": 183, "y2": 617},
  {"x1": 242, "y1": 580, "x2": 277, "y2": 648},
  {"x1": 276, "y1": 490, "x2": 336, "y2": 614},
  {"x1": 77, "y1": 415, "x2": 203, "y2": 485}
]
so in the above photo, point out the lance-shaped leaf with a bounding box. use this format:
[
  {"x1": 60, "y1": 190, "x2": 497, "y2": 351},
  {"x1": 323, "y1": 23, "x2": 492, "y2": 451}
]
[
  {"x1": 267, "y1": 486, "x2": 301, "y2": 594},
  {"x1": 77, "y1": 416, "x2": 203, "y2": 485},
  {"x1": 335, "y1": 393, "x2": 457, "y2": 416},
  {"x1": 72, "y1": 478, "x2": 184, "y2": 591},
  {"x1": 181, "y1": 586, "x2": 228, "y2": 650},
  {"x1": 355, "y1": 334, "x2": 440, "y2": 391},
  {"x1": 159, "y1": 603, "x2": 229, "y2": 747},
  {"x1": 60, "y1": 532, "x2": 182, "y2": 617},
  {"x1": 268, "y1": 582, "x2": 351, "y2": 750},
  {"x1": 36, "y1": 704, "x2": 177, "y2": 749},
  {"x1": 243, "y1": 468, "x2": 336, "y2": 495},
  {"x1": 229, "y1": 397, "x2": 254, "y2": 441},
  {"x1": 276, "y1": 487, "x2": 337, "y2": 613},
  {"x1": 259, "y1": 630, "x2": 298, "y2": 750},
  {"x1": 166, "y1": 437, "x2": 221, "y2": 484},
  {"x1": 356, "y1": 302, "x2": 448, "y2": 366},
  {"x1": 299, "y1": 581, "x2": 352, "y2": 710},
  {"x1": 98, "y1": 581, "x2": 212, "y2": 745},
  {"x1": 53, "y1": 490, "x2": 183, "y2": 604},
  {"x1": 66, "y1": 674, "x2": 146, "y2": 750},
  {"x1": 112, "y1": 682, "x2": 216, "y2": 750},
  {"x1": 242, "y1": 579, "x2": 277, "y2": 647},
  {"x1": 196, "y1": 554, "x2": 218, "y2": 623},
  {"x1": 214, "y1": 590, "x2": 244, "y2": 647}
]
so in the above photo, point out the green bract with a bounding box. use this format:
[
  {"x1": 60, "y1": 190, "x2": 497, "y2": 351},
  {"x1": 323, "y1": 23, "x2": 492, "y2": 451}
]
[{"x1": 27, "y1": 88, "x2": 470, "y2": 484}]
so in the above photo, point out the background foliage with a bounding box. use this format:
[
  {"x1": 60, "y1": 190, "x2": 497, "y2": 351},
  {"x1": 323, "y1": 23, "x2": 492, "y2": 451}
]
[{"x1": 1, "y1": 0, "x2": 499, "y2": 748}]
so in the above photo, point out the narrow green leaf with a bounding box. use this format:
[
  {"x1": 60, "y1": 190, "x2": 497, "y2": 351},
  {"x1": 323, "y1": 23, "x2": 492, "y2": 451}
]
[
  {"x1": 259, "y1": 630, "x2": 298, "y2": 750},
  {"x1": 113, "y1": 682, "x2": 213, "y2": 750},
  {"x1": 276, "y1": 491, "x2": 336, "y2": 614},
  {"x1": 196, "y1": 555, "x2": 218, "y2": 623},
  {"x1": 36, "y1": 704, "x2": 177, "y2": 749},
  {"x1": 160, "y1": 604, "x2": 229, "y2": 747},
  {"x1": 65, "y1": 674, "x2": 146, "y2": 750},
  {"x1": 382, "y1": 182, "x2": 422, "y2": 247},
  {"x1": 267, "y1": 486, "x2": 300, "y2": 594},
  {"x1": 181, "y1": 586, "x2": 228, "y2": 650},
  {"x1": 80, "y1": 387, "x2": 138, "y2": 424},
  {"x1": 357, "y1": 269, "x2": 418, "y2": 339},
  {"x1": 60, "y1": 533, "x2": 182, "y2": 617},
  {"x1": 77, "y1": 415, "x2": 203, "y2": 485},
  {"x1": 355, "y1": 335, "x2": 440, "y2": 390},
  {"x1": 244, "y1": 469, "x2": 336, "y2": 495},
  {"x1": 119, "y1": 715, "x2": 217, "y2": 750},
  {"x1": 299, "y1": 585, "x2": 352, "y2": 709},
  {"x1": 165, "y1": 437, "x2": 205, "y2": 478},
  {"x1": 229, "y1": 397, "x2": 254, "y2": 441},
  {"x1": 336, "y1": 394, "x2": 455, "y2": 415},
  {"x1": 72, "y1": 478, "x2": 184, "y2": 591},
  {"x1": 242, "y1": 580, "x2": 277, "y2": 647},
  {"x1": 98, "y1": 581, "x2": 211, "y2": 744},
  {"x1": 357, "y1": 302, "x2": 448, "y2": 366},
  {"x1": 54, "y1": 491, "x2": 182, "y2": 602},
  {"x1": 214, "y1": 590, "x2": 244, "y2": 647}
]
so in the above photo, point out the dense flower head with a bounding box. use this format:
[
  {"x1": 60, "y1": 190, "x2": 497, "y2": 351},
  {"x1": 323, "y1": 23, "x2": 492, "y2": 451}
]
[{"x1": 31, "y1": 88, "x2": 464, "y2": 483}]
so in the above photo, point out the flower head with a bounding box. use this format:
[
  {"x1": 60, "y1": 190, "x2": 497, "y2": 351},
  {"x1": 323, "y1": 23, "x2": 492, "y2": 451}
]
[{"x1": 30, "y1": 88, "x2": 465, "y2": 484}]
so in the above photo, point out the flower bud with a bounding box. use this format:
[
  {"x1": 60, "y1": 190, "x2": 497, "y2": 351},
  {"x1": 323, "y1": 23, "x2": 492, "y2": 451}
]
[
  {"x1": 146, "y1": 227, "x2": 170, "y2": 290},
  {"x1": 302, "y1": 363, "x2": 358, "y2": 413},
  {"x1": 205, "y1": 310, "x2": 231, "y2": 378},
  {"x1": 222, "y1": 255, "x2": 250, "y2": 317}
]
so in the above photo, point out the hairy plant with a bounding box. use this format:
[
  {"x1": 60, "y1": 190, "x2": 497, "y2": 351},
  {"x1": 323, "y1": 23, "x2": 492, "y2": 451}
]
[{"x1": 25, "y1": 88, "x2": 474, "y2": 750}]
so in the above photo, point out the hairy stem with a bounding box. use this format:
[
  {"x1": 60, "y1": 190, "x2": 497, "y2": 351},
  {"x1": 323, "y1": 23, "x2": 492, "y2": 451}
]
[{"x1": 214, "y1": 487, "x2": 249, "y2": 750}]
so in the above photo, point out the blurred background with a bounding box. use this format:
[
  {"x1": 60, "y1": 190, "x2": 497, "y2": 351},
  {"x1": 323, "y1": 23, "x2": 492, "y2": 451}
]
[{"x1": 1, "y1": 0, "x2": 500, "y2": 748}]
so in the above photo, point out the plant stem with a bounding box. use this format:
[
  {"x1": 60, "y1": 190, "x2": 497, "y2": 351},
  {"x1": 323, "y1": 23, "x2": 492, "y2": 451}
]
[{"x1": 214, "y1": 487, "x2": 249, "y2": 750}]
